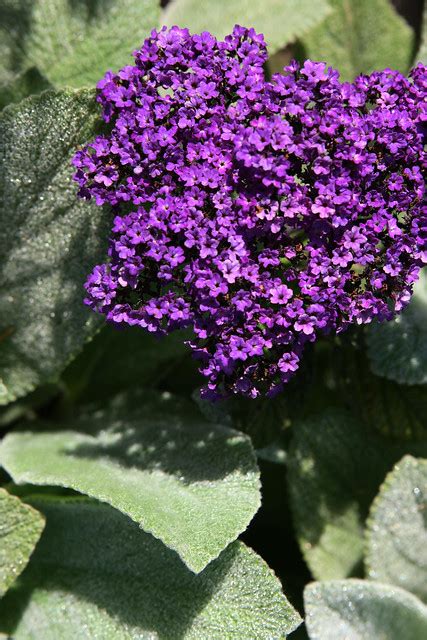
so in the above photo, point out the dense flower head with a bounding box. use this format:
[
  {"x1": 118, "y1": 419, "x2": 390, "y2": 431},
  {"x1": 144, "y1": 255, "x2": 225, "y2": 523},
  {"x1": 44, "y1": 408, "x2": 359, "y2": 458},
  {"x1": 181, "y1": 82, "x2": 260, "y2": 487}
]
[{"x1": 73, "y1": 25, "x2": 427, "y2": 399}]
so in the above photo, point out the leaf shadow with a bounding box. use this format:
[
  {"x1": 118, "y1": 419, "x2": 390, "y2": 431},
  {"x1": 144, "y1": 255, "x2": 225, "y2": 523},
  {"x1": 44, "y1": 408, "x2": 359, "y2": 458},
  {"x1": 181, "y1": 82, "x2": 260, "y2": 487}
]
[
  {"x1": 0, "y1": 501, "x2": 243, "y2": 639},
  {"x1": 287, "y1": 409, "x2": 421, "y2": 578},
  {"x1": 64, "y1": 394, "x2": 255, "y2": 484}
]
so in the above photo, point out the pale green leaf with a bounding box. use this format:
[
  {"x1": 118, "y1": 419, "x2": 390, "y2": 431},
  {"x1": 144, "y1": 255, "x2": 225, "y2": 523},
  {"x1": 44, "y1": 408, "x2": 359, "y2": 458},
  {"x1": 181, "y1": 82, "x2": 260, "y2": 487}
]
[
  {"x1": 366, "y1": 455, "x2": 427, "y2": 602},
  {"x1": 366, "y1": 270, "x2": 427, "y2": 386},
  {"x1": 417, "y1": 3, "x2": 427, "y2": 64},
  {"x1": 0, "y1": 89, "x2": 111, "y2": 405},
  {"x1": 163, "y1": 0, "x2": 332, "y2": 55},
  {"x1": 0, "y1": 498, "x2": 302, "y2": 639},
  {"x1": 299, "y1": 0, "x2": 415, "y2": 81},
  {"x1": 0, "y1": 392, "x2": 261, "y2": 573},
  {"x1": 0, "y1": 488, "x2": 45, "y2": 597},
  {"x1": 24, "y1": 0, "x2": 160, "y2": 87},
  {"x1": 0, "y1": 0, "x2": 160, "y2": 89},
  {"x1": 304, "y1": 579, "x2": 427, "y2": 640},
  {"x1": 287, "y1": 408, "x2": 427, "y2": 580}
]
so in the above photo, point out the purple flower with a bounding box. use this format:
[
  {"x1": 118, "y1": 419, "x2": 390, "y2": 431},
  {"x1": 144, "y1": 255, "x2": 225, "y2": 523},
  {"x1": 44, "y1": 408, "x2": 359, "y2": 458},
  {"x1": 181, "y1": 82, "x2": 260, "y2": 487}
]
[
  {"x1": 270, "y1": 284, "x2": 293, "y2": 305},
  {"x1": 73, "y1": 25, "x2": 427, "y2": 399}
]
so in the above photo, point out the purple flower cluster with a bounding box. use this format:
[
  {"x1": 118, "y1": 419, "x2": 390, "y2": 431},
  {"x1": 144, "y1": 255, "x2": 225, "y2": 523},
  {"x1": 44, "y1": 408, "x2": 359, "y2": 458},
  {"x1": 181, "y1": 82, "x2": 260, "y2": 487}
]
[{"x1": 73, "y1": 25, "x2": 427, "y2": 399}]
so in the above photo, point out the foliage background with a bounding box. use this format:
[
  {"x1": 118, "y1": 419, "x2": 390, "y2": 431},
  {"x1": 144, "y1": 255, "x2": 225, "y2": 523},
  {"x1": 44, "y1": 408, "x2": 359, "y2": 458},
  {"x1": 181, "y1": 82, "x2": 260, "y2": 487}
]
[{"x1": 0, "y1": 1, "x2": 426, "y2": 638}]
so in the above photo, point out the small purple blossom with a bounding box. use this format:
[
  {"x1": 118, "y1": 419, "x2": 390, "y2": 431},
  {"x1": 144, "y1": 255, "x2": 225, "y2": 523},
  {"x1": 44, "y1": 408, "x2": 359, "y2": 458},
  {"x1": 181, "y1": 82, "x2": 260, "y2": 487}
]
[{"x1": 74, "y1": 25, "x2": 427, "y2": 399}]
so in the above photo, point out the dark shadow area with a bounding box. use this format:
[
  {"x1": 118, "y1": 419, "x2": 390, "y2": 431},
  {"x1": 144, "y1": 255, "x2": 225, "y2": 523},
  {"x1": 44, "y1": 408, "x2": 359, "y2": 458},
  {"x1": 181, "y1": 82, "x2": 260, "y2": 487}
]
[
  {"x1": 392, "y1": 0, "x2": 424, "y2": 46},
  {"x1": 1, "y1": 0, "x2": 34, "y2": 75}
]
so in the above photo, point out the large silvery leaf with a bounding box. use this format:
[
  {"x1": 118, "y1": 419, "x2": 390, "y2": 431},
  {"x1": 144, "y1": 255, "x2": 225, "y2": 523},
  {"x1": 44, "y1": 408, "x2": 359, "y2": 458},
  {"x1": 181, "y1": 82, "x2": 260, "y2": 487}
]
[
  {"x1": 0, "y1": 393, "x2": 261, "y2": 573},
  {"x1": 299, "y1": 0, "x2": 414, "y2": 81},
  {"x1": 417, "y1": 3, "x2": 427, "y2": 65},
  {"x1": 0, "y1": 498, "x2": 302, "y2": 639},
  {"x1": 366, "y1": 270, "x2": 427, "y2": 386},
  {"x1": 163, "y1": 0, "x2": 332, "y2": 55},
  {"x1": 287, "y1": 408, "x2": 427, "y2": 580},
  {"x1": 0, "y1": 488, "x2": 45, "y2": 597},
  {"x1": 0, "y1": 90, "x2": 111, "y2": 405},
  {"x1": 0, "y1": 0, "x2": 160, "y2": 88},
  {"x1": 366, "y1": 455, "x2": 427, "y2": 602},
  {"x1": 304, "y1": 579, "x2": 427, "y2": 640},
  {"x1": 25, "y1": 0, "x2": 160, "y2": 87}
]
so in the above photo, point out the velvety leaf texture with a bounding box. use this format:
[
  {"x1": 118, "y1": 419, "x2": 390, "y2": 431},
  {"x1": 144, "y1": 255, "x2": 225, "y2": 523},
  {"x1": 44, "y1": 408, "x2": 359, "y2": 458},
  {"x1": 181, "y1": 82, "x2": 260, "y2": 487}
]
[
  {"x1": 299, "y1": 0, "x2": 415, "y2": 81},
  {"x1": 417, "y1": 3, "x2": 427, "y2": 64},
  {"x1": 0, "y1": 498, "x2": 302, "y2": 639},
  {"x1": 0, "y1": 89, "x2": 112, "y2": 405},
  {"x1": 0, "y1": 392, "x2": 261, "y2": 573},
  {"x1": 304, "y1": 579, "x2": 427, "y2": 640},
  {"x1": 287, "y1": 408, "x2": 427, "y2": 580},
  {"x1": 0, "y1": 488, "x2": 45, "y2": 597},
  {"x1": 0, "y1": 0, "x2": 160, "y2": 88},
  {"x1": 163, "y1": 0, "x2": 332, "y2": 55},
  {"x1": 366, "y1": 455, "x2": 427, "y2": 602},
  {"x1": 366, "y1": 270, "x2": 427, "y2": 386},
  {"x1": 25, "y1": 0, "x2": 160, "y2": 87}
]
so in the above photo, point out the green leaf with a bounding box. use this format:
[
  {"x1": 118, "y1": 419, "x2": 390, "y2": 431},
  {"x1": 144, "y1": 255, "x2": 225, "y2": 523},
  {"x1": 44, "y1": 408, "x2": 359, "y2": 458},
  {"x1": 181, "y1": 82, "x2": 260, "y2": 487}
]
[
  {"x1": 163, "y1": 0, "x2": 332, "y2": 55},
  {"x1": 366, "y1": 270, "x2": 427, "y2": 386},
  {"x1": 0, "y1": 392, "x2": 261, "y2": 573},
  {"x1": 366, "y1": 455, "x2": 427, "y2": 602},
  {"x1": 0, "y1": 89, "x2": 111, "y2": 405},
  {"x1": 417, "y1": 3, "x2": 427, "y2": 64},
  {"x1": 0, "y1": 0, "x2": 160, "y2": 89},
  {"x1": 0, "y1": 67, "x2": 51, "y2": 111},
  {"x1": 0, "y1": 487, "x2": 45, "y2": 597},
  {"x1": 0, "y1": 498, "x2": 302, "y2": 638},
  {"x1": 299, "y1": 0, "x2": 415, "y2": 81},
  {"x1": 24, "y1": 0, "x2": 160, "y2": 88},
  {"x1": 361, "y1": 373, "x2": 427, "y2": 441},
  {"x1": 287, "y1": 408, "x2": 427, "y2": 580},
  {"x1": 346, "y1": 345, "x2": 427, "y2": 441},
  {"x1": 304, "y1": 579, "x2": 427, "y2": 640}
]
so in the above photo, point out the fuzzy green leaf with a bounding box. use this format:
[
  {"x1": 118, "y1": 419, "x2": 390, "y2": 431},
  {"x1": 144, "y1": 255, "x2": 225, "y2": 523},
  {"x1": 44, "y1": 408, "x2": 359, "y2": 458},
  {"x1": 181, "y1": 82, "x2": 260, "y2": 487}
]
[
  {"x1": 304, "y1": 579, "x2": 427, "y2": 640},
  {"x1": 0, "y1": 488, "x2": 45, "y2": 597},
  {"x1": 26, "y1": 0, "x2": 160, "y2": 87},
  {"x1": 366, "y1": 455, "x2": 427, "y2": 602},
  {"x1": 0, "y1": 0, "x2": 160, "y2": 89},
  {"x1": 366, "y1": 270, "x2": 427, "y2": 386},
  {"x1": 0, "y1": 392, "x2": 261, "y2": 573},
  {"x1": 163, "y1": 0, "x2": 332, "y2": 55},
  {"x1": 287, "y1": 409, "x2": 427, "y2": 580},
  {"x1": 417, "y1": 3, "x2": 427, "y2": 64},
  {"x1": 299, "y1": 0, "x2": 415, "y2": 81},
  {"x1": 0, "y1": 498, "x2": 301, "y2": 639},
  {"x1": 0, "y1": 89, "x2": 111, "y2": 405}
]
